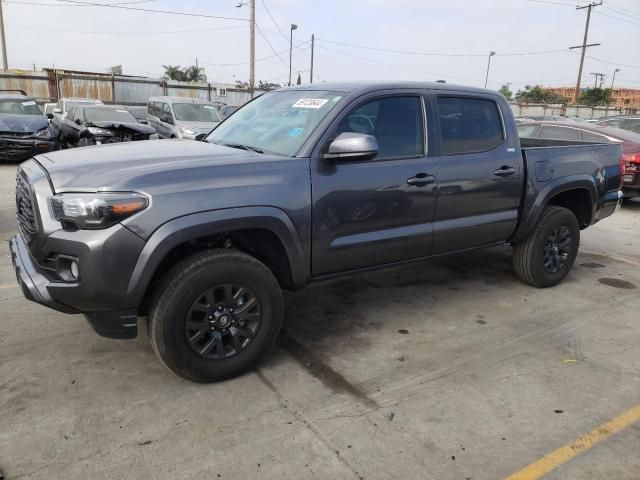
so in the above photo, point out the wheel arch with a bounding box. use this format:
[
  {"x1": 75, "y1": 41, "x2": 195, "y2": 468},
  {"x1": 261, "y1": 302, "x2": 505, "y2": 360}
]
[
  {"x1": 511, "y1": 175, "x2": 597, "y2": 243},
  {"x1": 127, "y1": 206, "x2": 308, "y2": 307}
]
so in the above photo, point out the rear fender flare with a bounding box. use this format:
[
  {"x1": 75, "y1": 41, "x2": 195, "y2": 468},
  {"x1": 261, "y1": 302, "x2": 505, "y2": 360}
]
[
  {"x1": 126, "y1": 206, "x2": 307, "y2": 297},
  {"x1": 511, "y1": 175, "x2": 596, "y2": 243}
]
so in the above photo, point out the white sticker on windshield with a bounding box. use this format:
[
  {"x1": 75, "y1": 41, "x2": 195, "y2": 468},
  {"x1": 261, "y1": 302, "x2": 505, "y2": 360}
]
[
  {"x1": 203, "y1": 105, "x2": 216, "y2": 109},
  {"x1": 22, "y1": 101, "x2": 36, "y2": 106},
  {"x1": 292, "y1": 98, "x2": 328, "y2": 109}
]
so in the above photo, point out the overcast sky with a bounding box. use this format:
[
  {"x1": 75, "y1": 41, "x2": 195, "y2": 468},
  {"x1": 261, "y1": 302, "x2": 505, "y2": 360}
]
[{"x1": 4, "y1": 0, "x2": 640, "y2": 92}]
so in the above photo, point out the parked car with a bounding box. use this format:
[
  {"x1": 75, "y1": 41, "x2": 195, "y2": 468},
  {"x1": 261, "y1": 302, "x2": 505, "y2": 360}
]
[
  {"x1": 596, "y1": 115, "x2": 640, "y2": 134},
  {"x1": 43, "y1": 102, "x2": 56, "y2": 119},
  {"x1": 517, "y1": 121, "x2": 640, "y2": 199},
  {"x1": 11, "y1": 82, "x2": 623, "y2": 382},
  {"x1": 58, "y1": 105, "x2": 158, "y2": 148},
  {"x1": 146, "y1": 96, "x2": 222, "y2": 140},
  {"x1": 219, "y1": 105, "x2": 239, "y2": 119},
  {"x1": 122, "y1": 105, "x2": 149, "y2": 125},
  {"x1": 0, "y1": 89, "x2": 56, "y2": 162},
  {"x1": 51, "y1": 97, "x2": 103, "y2": 132}
]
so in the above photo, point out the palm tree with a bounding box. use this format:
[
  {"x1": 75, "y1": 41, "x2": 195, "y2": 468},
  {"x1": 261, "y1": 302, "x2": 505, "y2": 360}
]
[
  {"x1": 162, "y1": 65, "x2": 186, "y2": 81},
  {"x1": 184, "y1": 65, "x2": 207, "y2": 83}
]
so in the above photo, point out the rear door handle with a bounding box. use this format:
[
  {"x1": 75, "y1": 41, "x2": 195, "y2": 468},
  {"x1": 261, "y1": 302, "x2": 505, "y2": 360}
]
[
  {"x1": 494, "y1": 166, "x2": 517, "y2": 177},
  {"x1": 407, "y1": 173, "x2": 436, "y2": 186}
]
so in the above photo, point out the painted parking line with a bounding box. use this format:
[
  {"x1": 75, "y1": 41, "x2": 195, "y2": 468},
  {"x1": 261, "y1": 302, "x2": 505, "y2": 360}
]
[
  {"x1": 0, "y1": 283, "x2": 17, "y2": 289},
  {"x1": 504, "y1": 403, "x2": 640, "y2": 480},
  {"x1": 581, "y1": 249, "x2": 640, "y2": 268}
]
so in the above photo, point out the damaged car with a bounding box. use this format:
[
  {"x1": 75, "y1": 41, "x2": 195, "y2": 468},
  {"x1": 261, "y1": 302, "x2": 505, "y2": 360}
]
[
  {"x1": 0, "y1": 89, "x2": 56, "y2": 163},
  {"x1": 58, "y1": 105, "x2": 158, "y2": 148}
]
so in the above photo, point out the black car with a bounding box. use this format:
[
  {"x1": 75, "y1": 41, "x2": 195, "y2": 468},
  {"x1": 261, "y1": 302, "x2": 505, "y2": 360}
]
[
  {"x1": 122, "y1": 105, "x2": 149, "y2": 125},
  {"x1": 0, "y1": 90, "x2": 56, "y2": 163},
  {"x1": 58, "y1": 105, "x2": 157, "y2": 148}
]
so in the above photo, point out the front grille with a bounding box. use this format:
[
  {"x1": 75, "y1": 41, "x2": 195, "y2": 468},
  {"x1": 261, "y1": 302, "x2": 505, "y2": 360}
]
[{"x1": 15, "y1": 174, "x2": 38, "y2": 244}]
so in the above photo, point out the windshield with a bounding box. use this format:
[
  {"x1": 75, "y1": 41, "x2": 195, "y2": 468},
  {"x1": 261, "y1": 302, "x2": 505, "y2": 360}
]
[
  {"x1": 173, "y1": 103, "x2": 221, "y2": 122},
  {"x1": 206, "y1": 90, "x2": 344, "y2": 156},
  {"x1": 85, "y1": 108, "x2": 137, "y2": 123},
  {"x1": 0, "y1": 99, "x2": 42, "y2": 115},
  {"x1": 126, "y1": 106, "x2": 146, "y2": 120},
  {"x1": 67, "y1": 101, "x2": 101, "y2": 111}
]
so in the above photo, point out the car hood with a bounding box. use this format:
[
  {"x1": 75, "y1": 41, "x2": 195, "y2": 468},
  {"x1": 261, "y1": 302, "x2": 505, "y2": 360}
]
[
  {"x1": 0, "y1": 114, "x2": 48, "y2": 134},
  {"x1": 176, "y1": 120, "x2": 220, "y2": 133},
  {"x1": 35, "y1": 139, "x2": 278, "y2": 191},
  {"x1": 87, "y1": 121, "x2": 156, "y2": 135}
]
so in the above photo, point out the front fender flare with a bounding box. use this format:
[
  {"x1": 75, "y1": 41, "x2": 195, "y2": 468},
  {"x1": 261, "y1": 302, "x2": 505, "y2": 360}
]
[{"x1": 126, "y1": 206, "x2": 307, "y2": 297}]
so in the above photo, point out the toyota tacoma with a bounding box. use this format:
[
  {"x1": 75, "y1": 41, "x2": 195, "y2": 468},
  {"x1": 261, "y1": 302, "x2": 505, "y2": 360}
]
[{"x1": 10, "y1": 82, "x2": 624, "y2": 382}]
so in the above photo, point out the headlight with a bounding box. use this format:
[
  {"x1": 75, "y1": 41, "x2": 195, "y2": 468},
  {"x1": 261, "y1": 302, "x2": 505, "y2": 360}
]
[
  {"x1": 51, "y1": 193, "x2": 148, "y2": 229},
  {"x1": 180, "y1": 127, "x2": 197, "y2": 136},
  {"x1": 35, "y1": 128, "x2": 52, "y2": 139},
  {"x1": 87, "y1": 126, "x2": 113, "y2": 136}
]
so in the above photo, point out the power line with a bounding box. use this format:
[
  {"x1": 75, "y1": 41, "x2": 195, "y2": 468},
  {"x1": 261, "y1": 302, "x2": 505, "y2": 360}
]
[
  {"x1": 200, "y1": 39, "x2": 310, "y2": 67},
  {"x1": 584, "y1": 53, "x2": 640, "y2": 69},
  {"x1": 603, "y1": 0, "x2": 640, "y2": 18},
  {"x1": 6, "y1": 24, "x2": 246, "y2": 35},
  {"x1": 7, "y1": 0, "x2": 154, "y2": 5},
  {"x1": 259, "y1": 0, "x2": 287, "y2": 40},
  {"x1": 594, "y1": 10, "x2": 640, "y2": 25},
  {"x1": 315, "y1": 37, "x2": 569, "y2": 57},
  {"x1": 45, "y1": 0, "x2": 248, "y2": 21},
  {"x1": 256, "y1": 25, "x2": 288, "y2": 67}
]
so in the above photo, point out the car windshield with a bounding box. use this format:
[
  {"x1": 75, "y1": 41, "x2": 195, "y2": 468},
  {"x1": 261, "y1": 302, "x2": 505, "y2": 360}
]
[
  {"x1": 67, "y1": 101, "x2": 100, "y2": 111},
  {"x1": 0, "y1": 99, "x2": 42, "y2": 115},
  {"x1": 173, "y1": 103, "x2": 221, "y2": 122},
  {"x1": 126, "y1": 106, "x2": 146, "y2": 120},
  {"x1": 206, "y1": 90, "x2": 344, "y2": 156},
  {"x1": 85, "y1": 108, "x2": 137, "y2": 123}
]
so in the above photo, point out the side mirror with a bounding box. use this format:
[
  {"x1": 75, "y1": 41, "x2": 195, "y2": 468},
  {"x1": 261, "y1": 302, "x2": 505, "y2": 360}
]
[
  {"x1": 323, "y1": 132, "x2": 378, "y2": 161},
  {"x1": 75, "y1": 118, "x2": 82, "y2": 125},
  {"x1": 53, "y1": 108, "x2": 62, "y2": 114},
  {"x1": 46, "y1": 112, "x2": 54, "y2": 119}
]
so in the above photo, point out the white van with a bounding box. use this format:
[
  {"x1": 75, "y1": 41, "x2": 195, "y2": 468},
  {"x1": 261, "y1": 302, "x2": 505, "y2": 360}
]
[{"x1": 146, "y1": 96, "x2": 222, "y2": 140}]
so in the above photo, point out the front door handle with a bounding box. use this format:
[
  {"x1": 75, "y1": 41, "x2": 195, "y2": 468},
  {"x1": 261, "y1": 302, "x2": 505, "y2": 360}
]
[
  {"x1": 494, "y1": 166, "x2": 517, "y2": 177},
  {"x1": 407, "y1": 173, "x2": 436, "y2": 187}
]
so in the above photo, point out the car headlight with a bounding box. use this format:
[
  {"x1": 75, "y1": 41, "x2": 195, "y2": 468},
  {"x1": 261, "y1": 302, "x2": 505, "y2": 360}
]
[
  {"x1": 35, "y1": 128, "x2": 52, "y2": 139},
  {"x1": 51, "y1": 192, "x2": 148, "y2": 229},
  {"x1": 87, "y1": 126, "x2": 113, "y2": 136},
  {"x1": 180, "y1": 127, "x2": 197, "y2": 136}
]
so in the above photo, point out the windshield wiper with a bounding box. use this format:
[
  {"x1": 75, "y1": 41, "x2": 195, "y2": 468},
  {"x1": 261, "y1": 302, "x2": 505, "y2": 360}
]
[{"x1": 220, "y1": 142, "x2": 264, "y2": 154}]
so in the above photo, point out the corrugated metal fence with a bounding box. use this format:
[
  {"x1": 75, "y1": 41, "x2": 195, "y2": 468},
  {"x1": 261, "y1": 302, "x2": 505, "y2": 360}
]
[{"x1": 0, "y1": 69, "x2": 257, "y2": 106}]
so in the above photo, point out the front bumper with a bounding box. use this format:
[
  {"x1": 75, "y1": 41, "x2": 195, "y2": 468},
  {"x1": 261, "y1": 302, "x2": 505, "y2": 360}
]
[
  {"x1": 9, "y1": 230, "x2": 143, "y2": 339},
  {"x1": 0, "y1": 137, "x2": 55, "y2": 163}
]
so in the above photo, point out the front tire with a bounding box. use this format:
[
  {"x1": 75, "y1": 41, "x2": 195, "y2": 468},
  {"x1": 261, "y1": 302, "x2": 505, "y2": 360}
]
[
  {"x1": 513, "y1": 206, "x2": 580, "y2": 288},
  {"x1": 149, "y1": 249, "x2": 283, "y2": 382}
]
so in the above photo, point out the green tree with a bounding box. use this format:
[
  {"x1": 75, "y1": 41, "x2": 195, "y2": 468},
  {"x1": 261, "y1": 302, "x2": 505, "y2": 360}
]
[
  {"x1": 514, "y1": 85, "x2": 568, "y2": 104},
  {"x1": 162, "y1": 65, "x2": 186, "y2": 81},
  {"x1": 579, "y1": 88, "x2": 612, "y2": 106},
  {"x1": 184, "y1": 65, "x2": 207, "y2": 83},
  {"x1": 498, "y1": 84, "x2": 513, "y2": 101}
]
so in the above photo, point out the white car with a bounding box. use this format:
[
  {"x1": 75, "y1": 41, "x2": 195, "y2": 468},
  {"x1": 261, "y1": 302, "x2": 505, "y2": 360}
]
[{"x1": 51, "y1": 97, "x2": 103, "y2": 131}]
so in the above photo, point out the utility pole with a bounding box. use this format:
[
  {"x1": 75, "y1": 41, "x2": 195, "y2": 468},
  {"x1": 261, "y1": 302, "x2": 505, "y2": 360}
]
[
  {"x1": 309, "y1": 34, "x2": 315, "y2": 84},
  {"x1": 570, "y1": 1, "x2": 602, "y2": 104},
  {"x1": 610, "y1": 68, "x2": 620, "y2": 90},
  {"x1": 589, "y1": 72, "x2": 605, "y2": 88},
  {"x1": 0, "y1": 0, "x2": 8, "y2": 70},
  {"x1": 249, "y1": 0, "x2": 255, "y2": 97}
]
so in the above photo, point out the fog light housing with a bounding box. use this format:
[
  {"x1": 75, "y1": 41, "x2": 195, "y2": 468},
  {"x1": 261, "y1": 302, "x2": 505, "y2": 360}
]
[{"x1": 70, "y1": 261, "x2": 79, "y2": 279}]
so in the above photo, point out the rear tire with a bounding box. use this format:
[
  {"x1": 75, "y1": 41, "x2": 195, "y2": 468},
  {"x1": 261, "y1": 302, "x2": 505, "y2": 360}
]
[
  {"x1": 149, "y1": 249, "x2": 283, "y2": 382},
  {"x1": 513, "y1": 206, "x2": 580, "y2": 288}
]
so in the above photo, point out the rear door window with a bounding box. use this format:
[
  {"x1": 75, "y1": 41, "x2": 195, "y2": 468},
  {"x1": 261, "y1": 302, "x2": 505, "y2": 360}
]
[
  {"x1": 581, "y1": 131, "x2": 610, "y2": 143},
  {"x1": 436, "y1": 97, "x2": 504, "y2": 155}
]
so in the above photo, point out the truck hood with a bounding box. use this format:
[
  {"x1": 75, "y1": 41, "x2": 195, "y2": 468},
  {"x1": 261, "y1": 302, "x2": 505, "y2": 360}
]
[
  {"x1": 35, "y1": 139, "x2": 273, "y2": 192},
  {"x1": 0, "y1": 114, "x2": 48, "y2": 134}
]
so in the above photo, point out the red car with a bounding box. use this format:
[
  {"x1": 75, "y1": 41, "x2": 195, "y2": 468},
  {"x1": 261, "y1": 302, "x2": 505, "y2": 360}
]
[{"x1": 517, "y1": 121, "x2": 640, "y2": 199}]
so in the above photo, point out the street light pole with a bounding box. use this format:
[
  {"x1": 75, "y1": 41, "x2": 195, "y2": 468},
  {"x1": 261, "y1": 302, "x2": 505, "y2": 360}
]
[
  {"x1": 610, "y1": 68, "x2": 620, "y2": 90},
  {"x1": 484, "y1": 51, "x2": 495, "y2": 88},
  {"x1": 249, "y1": 0, "x2": 255, "y2": 97},
  {"x1": 289, "y1": 24, "x2": 298, "y2": 86}
]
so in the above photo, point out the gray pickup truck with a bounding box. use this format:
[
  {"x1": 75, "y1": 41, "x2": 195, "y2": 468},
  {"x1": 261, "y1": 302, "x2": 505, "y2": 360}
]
[{"x1": 10, "y1": 82, "x2": 623, "y2": 382}]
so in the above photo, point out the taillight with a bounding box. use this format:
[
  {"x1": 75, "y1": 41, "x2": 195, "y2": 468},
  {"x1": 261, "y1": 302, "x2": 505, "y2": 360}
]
[{"x1": 621, "y1": 152, "x2": 640, "y2": 165}]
